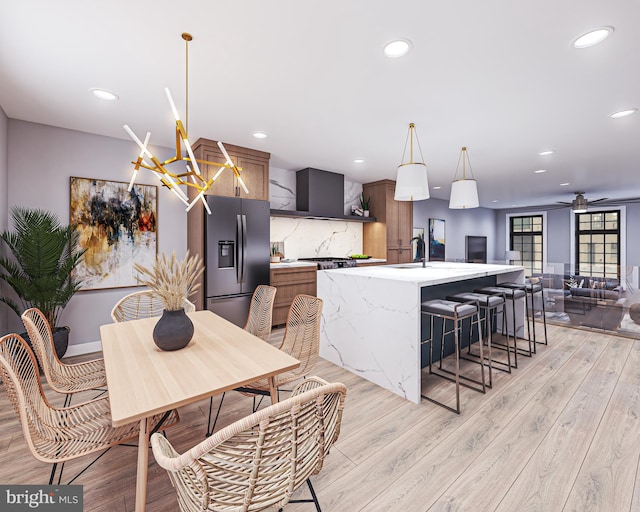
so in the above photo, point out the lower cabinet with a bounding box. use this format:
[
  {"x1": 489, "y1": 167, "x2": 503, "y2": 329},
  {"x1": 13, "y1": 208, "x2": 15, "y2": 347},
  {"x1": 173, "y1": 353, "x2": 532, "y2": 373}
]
[
  {"x1": 270, "y1": 266, "x2": 317, "y2": 326},
  {"x1": 355, "y1": 260, "x2": 385, "y2": 267}
]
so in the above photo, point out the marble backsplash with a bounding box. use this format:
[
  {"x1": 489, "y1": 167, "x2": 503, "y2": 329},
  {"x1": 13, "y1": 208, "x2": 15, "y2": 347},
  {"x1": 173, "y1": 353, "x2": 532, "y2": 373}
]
[
  {"x1": 269, "y1": 166, "x2": 364, "y2": 259},
  {"x1": 270, "y1": 217, "x2": 362, "y2": 259}
]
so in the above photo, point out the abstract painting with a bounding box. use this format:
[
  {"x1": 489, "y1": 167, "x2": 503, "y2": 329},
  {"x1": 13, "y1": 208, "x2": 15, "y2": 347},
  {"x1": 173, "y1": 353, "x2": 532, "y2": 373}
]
[
  {"x1": 429, "y1": 218, "x2": 445, "y2": 261},
  {"x1": 70, "y1": 177, "x2": 157, "y2": 290}
]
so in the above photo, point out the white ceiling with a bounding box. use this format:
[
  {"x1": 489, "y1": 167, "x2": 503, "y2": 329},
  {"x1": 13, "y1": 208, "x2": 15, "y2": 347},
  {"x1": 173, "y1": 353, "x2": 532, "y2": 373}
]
[{"x1": 1, "y1": 0, "x2": 639, "y2": 209}]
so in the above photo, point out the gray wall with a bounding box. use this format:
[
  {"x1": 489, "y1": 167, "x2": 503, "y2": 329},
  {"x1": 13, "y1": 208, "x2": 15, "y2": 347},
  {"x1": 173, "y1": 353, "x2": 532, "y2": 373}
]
[
  {"x1": 413, "y1": 198, "x2": 498, "y2": 262},
  {"x1": 0, "y1": 107, "x2": 7, "y2": 334},
  {"x1": 495, "y1": 204, "x2": 640, "y2": 270},
  {"x1": 5, "y1": 120, "x2": 187, "y2": 348}
]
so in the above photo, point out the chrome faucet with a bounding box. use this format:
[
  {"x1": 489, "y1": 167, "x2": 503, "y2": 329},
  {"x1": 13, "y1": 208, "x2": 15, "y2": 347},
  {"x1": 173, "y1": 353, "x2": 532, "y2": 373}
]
[{"x1": 411, "y1": 235, "x2": 426, "y2": 268}]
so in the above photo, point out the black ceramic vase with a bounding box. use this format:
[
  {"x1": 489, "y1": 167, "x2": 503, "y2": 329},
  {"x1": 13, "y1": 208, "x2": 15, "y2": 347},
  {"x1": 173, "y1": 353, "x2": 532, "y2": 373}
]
[{"x1": 152, "y1": 308, "x2": 194, "y2": 351}]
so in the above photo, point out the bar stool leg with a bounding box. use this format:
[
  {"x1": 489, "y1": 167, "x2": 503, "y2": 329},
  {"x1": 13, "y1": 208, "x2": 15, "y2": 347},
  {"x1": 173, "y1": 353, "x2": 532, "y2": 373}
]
[
  {"x1": 480, "y1": 300, "x2": 512, "y2": 373},
  {"x1": 453, "y1": 317, "x2": 461, "y2": 412},
  {"x1": 498, "y1": 296, "x2": 519, "y2": 369},
  {"x1": 498, "y1": 301, "x2": 513, "y2": 371},
  {"x1": 429, "y1": 315, "x2": 435, "y2": 376},
  {"x1": 524, "y1": 292, "x2": 535, "y2": 355},
  {"x1": 533, "y1": 286, "x2": 548, "y2": 345},
  {"x1": 423, "y1": 315, "x2": 461, "y2": 414},
  {"x1": 470, "y1": 311, "x2": 486, "y2": 391},
  {"x1": 482, "y1": 306, "x2": 493, "y2": 388},
  {"x1": 540, "y1": 288, "x2": 548, "y2": 344},
  {"x1": 445, "y1": 312, "x2": 485, "y2": 394},
  {"x1": 508, "y1": 293, "x2": 534, "y2": 360}
]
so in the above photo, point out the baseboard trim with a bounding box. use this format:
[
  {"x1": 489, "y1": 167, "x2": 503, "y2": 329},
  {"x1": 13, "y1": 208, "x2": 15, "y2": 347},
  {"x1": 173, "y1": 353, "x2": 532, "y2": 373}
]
[{"x1": 65, "y1": 340, "x2": 103, "y2": 357}]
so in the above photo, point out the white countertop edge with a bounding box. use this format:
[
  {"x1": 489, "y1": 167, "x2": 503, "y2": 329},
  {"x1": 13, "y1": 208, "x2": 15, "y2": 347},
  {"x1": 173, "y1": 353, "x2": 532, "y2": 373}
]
[
  {"x1": 270, "y1": 261, "x2": 318, "y2": 269},
  {"x1": 319, "y1": 262, "x2": 525, "y2": 287}
]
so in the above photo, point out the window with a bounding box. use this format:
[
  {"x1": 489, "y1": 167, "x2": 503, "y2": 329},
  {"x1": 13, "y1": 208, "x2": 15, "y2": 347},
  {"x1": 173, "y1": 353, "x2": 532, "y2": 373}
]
[
  {"x1": 510, "y1": 215, "x2": 543, "y2": 276},
  {"x1": 575, "y1": 210, "x2": 620, "y2": 279}
]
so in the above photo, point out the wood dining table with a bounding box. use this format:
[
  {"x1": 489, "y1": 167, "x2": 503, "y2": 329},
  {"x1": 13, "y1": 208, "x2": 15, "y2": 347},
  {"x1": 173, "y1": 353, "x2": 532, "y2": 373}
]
[{"x1": 100, "y1": 309, "x2": 300, "y2": 512}]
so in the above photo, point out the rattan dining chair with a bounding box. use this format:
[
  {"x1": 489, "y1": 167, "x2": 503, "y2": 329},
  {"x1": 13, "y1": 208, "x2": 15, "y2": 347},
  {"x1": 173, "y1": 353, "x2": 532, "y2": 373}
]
[
  {"x1": 22, "y1": 308, "x2": 107, "y2": 406},
  {"x1": 246, "y1": 294, "x2": 323, "y2": 392},
  {"x1": 0, "y1": 333, "x2": 180, "y2": 485},
  {"x1": 152, "y1": 377, "x2": 346, "y2": 512},
  {"x1": 206, "y1": 284, "x2": 278, "y2": 435},
  {"x1": 206, "y1": 293, "x2": 322, "y2": 436},
  {"x1": 244, "y1": 284, "x2": 277, "y2": 340},
  {"x1": 110, "y1": 289, "x2": 196, "y2": 322}
]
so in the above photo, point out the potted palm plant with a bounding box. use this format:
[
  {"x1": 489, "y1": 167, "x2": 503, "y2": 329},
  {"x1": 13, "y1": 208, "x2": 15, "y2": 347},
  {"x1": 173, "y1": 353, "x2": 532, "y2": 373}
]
[{"x1": 0, "y1": 207, "x2": 86, "y2": 358}]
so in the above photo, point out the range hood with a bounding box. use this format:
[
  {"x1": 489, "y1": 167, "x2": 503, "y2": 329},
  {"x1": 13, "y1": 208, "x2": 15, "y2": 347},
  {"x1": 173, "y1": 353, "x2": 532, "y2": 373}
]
[{"x1": 270, "y1": 168, "x2": 375, "y2": 222}]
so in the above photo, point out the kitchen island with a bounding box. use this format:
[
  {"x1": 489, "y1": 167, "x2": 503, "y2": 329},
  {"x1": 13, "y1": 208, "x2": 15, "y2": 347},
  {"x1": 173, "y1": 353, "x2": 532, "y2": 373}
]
[{"x1": 317, "y1": 261, "x2": 525, "y2": 403}]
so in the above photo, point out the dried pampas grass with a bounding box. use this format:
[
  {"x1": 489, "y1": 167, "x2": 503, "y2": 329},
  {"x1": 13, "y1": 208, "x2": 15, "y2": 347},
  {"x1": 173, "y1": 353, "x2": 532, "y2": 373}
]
[{"x1": 134, "y1": 251, "x2": 205, "y2": 311}]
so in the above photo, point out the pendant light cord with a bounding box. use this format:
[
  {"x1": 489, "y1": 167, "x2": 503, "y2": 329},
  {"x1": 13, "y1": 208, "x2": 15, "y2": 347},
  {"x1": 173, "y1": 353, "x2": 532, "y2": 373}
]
[
  {"x1": 400, "y1": 123, "x2": 426, "y2": 165},
  {"x1": 454, "y1": 147, "x2": 475, "y2": 180}
]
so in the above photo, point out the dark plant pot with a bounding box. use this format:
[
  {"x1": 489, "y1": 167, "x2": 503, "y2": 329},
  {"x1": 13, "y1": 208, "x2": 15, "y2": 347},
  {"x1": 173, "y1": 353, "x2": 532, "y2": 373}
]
[
  {"x1": 20, "y1": 326, "x2": 69, "y2": 360},
  {"x1": 153, "y1": 308, "x2": 194, "y2": 351},
  {"x1": 52, "y1": 327, "x2": 70, "y2": 359}
]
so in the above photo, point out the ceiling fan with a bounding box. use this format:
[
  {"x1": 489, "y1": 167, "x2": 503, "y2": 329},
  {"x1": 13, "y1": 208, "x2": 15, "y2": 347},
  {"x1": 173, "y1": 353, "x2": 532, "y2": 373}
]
[{"x1": 556, "y1": 191, "x2": 608, "y2": 212}]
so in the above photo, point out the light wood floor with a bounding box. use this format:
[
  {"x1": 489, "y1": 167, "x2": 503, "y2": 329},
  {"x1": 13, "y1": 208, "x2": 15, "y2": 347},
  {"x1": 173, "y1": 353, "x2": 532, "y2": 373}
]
[{"x1": 1, "y1": 323, "x2": 640, "y2": 511}]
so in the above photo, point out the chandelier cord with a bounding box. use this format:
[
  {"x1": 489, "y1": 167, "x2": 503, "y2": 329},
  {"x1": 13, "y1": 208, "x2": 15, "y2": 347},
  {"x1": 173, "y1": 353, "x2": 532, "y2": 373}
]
[{"x1": 183, "y1": 32, "x2": 192, "y2": 133}]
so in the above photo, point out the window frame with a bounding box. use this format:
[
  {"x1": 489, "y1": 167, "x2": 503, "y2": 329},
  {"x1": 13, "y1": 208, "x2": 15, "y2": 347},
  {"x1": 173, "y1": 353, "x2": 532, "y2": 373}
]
[
  {"x1": 574, "y1": 209, "x2": 622, "y2": 280},
  {"x1": 505, "y1": 211, "x2": 547, "y2": 276},
  {"x1": 569, "y1": 205, "x2": 626, "y2": 277}
]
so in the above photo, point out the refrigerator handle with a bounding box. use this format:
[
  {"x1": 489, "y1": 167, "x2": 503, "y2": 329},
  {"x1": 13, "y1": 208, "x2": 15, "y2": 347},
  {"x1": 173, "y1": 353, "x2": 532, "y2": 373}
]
[
  {"x1": 240, "y1": 214, "x2": 248, "y2": 283},
  {"x1": 236, "y1": 214, "x2": 242, "y2": 284}
]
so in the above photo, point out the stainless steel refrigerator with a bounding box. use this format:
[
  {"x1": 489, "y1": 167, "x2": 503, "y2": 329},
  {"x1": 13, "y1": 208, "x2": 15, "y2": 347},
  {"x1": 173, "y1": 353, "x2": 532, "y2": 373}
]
[{"x1": 204, "y1": 196, "x2": 270, "y2": 327}]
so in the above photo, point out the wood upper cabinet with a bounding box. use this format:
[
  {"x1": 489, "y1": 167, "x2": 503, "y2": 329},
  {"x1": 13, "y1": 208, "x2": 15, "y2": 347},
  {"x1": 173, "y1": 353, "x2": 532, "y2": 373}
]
[
  {"x1": 191, "y1": 138, "x2": 270, "y2": 200},
  {"x1": 187, "y1": 138, "x2": 270, "y2": 310},
  {"x1": 362, "y1": 180, "x2": 413, "y2": 264}
]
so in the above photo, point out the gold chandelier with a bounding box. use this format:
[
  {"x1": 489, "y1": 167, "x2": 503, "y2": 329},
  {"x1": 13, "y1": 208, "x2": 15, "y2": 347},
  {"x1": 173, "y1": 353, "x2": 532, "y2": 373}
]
[{"x1": 123, "y1": 33, "x2": 247, "y2": 214}]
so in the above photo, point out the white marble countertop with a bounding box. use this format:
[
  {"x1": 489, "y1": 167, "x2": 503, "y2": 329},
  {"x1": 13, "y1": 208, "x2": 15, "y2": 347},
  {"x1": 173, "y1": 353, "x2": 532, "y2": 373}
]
[
  {"x1": 321, "y1": 261, "x2": 524, "y2": 286},
  {"x1": 271, "y1": 258, "x2": 387, "y2": 269},
  {"x1": 270, "y1": 261, "x2": 318, "y2": 269}
]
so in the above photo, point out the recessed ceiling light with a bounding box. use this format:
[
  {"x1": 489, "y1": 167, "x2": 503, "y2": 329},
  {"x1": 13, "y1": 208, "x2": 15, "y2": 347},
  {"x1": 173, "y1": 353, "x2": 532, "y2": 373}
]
[
  {"x1": 560, "y1": 182, "x2": 570, "y2": 186},
  {"x1": 610, "y1": 108, "x2": 638, "y2": 119},
  {"x1": 539, "y1": 150, "x2": 554, "y2": 156},
  {"x1": 252, "y1": 131, "x2": 267, "y2": 139},
  {"x1": 432, "y1": 186, "x2": 441, "y2": 190},
  {"x1": 534, "y1": 169, "x2": 547, "y2": 174},
  {"x1": 492, "y1": 200, "x2": 499, "y2": 203},
  {"x1": 353, "y1": 159, "x2": 364, "y2": 164},
  {"x1": 383, "y1": 39, "x2": 411, "y2": 58},
  {"x1": 90, "y1": 88, "x2": 119, "y2": 101},
  {"x1": 572, "y1": 27, "x2": 613, "y2": 48}
]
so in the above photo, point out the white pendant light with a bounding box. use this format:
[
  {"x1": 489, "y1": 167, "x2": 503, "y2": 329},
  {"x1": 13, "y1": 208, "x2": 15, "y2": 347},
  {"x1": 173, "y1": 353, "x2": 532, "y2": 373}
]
[
  {"x1": 449, "y1": 146, "x2": 479, "y2": 209},
  {"x1": 394, "y1": 123, "x2": 430, "y2": 201}
]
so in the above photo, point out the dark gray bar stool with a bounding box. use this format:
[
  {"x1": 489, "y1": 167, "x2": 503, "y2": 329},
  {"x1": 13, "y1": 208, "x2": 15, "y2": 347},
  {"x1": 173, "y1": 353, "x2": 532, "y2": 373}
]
[
  {"x1": 499, "y1": 280, "x2": 548, "y2": 346},
  {"x1": 420, "y1": 298, "x2": 484, "y2": 414},
  {"x1": 447, "y1": 291, "x2": 513, "y2": 387},
  {"x1": 474, "y1": 285, "x2": 532, "y2": 367}
]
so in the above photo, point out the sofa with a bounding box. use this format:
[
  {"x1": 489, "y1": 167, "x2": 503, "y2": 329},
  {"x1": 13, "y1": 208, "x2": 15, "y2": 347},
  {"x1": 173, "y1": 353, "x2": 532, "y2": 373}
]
[{"x1": 531, "y1": 273, "x2": 626, "y2": 331}]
